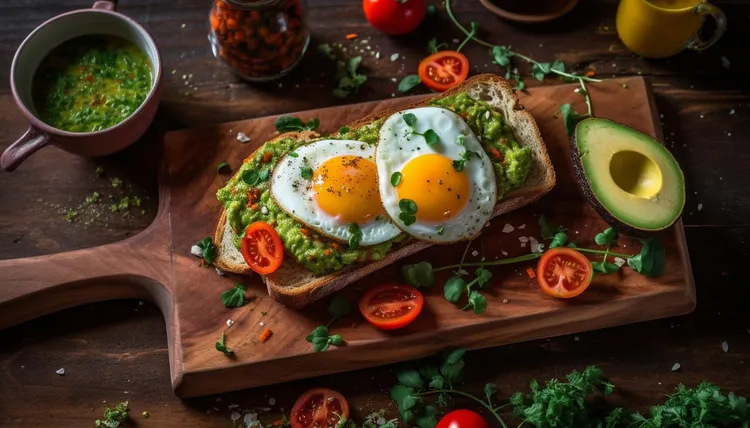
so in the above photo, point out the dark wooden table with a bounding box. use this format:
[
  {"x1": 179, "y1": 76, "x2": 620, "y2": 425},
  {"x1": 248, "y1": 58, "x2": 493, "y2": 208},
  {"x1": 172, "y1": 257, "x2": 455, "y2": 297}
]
[{"x1": 1, "y1": 0, "x2": 749, "y2": 426}]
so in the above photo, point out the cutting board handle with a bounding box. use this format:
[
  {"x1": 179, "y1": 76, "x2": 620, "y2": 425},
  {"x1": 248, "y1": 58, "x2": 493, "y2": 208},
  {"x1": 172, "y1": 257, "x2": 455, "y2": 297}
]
[{"x1": 0, "y1": 224, "x2": 172, "y2": 330}]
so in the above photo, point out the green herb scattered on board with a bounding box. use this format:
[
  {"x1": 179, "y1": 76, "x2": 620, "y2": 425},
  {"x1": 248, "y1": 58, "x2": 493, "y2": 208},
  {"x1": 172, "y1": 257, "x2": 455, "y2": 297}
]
[
  {"x1": 306, "y1": 294, "x2": 351, "y2": 352},
  {"x1": 334, "y1": 56, "x2": 367, "y2": 99},
  {"x1": 275, "y1": 115, "x2": 320, "y2": 132},
  {"x1": 220, "y1": 282, "x2": 248, "y2": 308},
  {"x1": 215, "y1": 332, "x2": 234, "y2": 356},
  {"x1": 196, "y1": 237, "x2": 217, "y2": 265},
  {"x1": 95, "y1": 401, "x2": 129, "y2": 428}
]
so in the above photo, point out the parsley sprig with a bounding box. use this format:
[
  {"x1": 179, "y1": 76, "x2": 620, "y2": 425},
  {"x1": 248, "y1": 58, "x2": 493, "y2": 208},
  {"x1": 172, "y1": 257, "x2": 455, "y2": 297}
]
[
  {"x1": 306, "y1": 294, "x2": 351, "y2": 352},
  {"x1": 398, "y1": 199, "x2": 418, "y2": 226},
  {"x1": 95, "y1": 401, "x2": 129, "y2": 428},
  {"x1": 334, "y1": 56, "x2": 367, "y2": 99},
  {"x1": 275, "y1": 115, "x2": 320, "y2": 132},
  {"x1": 452, "y1": 150, "x2": 475, "y2": 172},
  {"x1": 403, "y1": 113, "x2": 440, "y2": 146},
  {"x1": 348, "y1": 223, "x2": 363, "y2": 249},
  {"x1": 220, "y1": 282, "x2": 248, "y2": 308},
  {"x1": 195, "y1": 237, "x2": 217, "y2": 265}
]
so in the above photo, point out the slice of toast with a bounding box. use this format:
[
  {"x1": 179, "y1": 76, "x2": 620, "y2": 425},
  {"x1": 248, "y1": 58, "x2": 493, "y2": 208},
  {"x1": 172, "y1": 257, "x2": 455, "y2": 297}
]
[{"x1": 214, "y1": 74, "x2": 556, "y2": 308}]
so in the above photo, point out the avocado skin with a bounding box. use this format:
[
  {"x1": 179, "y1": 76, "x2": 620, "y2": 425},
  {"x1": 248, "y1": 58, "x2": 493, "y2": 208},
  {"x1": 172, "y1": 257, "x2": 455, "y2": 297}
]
[{"x1": 569, "y1": 118, "x2": 682, "y2": 238}]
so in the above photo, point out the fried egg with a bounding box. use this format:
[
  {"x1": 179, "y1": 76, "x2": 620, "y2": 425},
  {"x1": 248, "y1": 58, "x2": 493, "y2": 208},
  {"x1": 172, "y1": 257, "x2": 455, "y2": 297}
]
[
  {"x1": 376, "y1": 107, "x2": 497, "y2": 243},
  {"x1": 271, "y1": 139, "x2": 402, "y2": 246}
]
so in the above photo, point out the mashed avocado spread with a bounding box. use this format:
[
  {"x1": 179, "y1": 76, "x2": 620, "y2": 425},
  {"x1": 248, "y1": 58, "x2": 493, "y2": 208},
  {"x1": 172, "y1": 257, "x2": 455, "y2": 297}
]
[{"x1": 217, "y1": 94, "x2": 532, "y2": 275}]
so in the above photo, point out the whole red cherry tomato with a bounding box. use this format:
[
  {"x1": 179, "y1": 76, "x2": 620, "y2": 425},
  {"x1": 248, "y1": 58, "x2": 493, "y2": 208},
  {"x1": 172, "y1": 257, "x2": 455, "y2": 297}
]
[
  {"x1": 363, "y1": 0, "x2": 426, "y2": 35},
  {"x1": 436, "y1": 409, "x2": 489, "y2": 428}
]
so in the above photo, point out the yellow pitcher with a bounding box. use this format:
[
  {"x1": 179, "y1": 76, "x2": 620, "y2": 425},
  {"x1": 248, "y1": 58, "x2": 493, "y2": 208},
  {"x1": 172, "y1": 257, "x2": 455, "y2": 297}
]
[{"x1": 616, "y1": 0, "x2": 726, "y2": 58}]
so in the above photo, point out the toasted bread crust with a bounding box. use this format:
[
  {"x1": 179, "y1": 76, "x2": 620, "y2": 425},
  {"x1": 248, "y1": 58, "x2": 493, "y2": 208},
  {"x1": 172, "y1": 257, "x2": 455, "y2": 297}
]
[{"x1": 214, "y1": 74, "x2": 556, "y2": 308}]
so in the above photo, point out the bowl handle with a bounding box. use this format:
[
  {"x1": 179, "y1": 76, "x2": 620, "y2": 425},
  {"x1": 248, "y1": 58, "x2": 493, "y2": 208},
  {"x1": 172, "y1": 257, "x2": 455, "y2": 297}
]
[
  {"x1": 1, "y1": 126, "x2": 51, "y2": 172},
  {"x1": 92, "y1": 0, "x2": 118, "y2": 11}
]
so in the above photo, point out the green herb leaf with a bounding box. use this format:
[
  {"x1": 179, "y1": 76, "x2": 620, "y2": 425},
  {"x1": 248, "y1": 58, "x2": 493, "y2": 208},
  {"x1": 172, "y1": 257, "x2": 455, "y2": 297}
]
[
  {"x1": 390, "y1": 384, "x2": 415, "y2": 409},
  {"x1": 220, "y1": 282, "x2": 247, "y2": 308},
  {"x1": 196, "y1": 237, "x2": 217, "y2": 264},
  {"x1": 484, "y1": 383, "x2": 498, "y2": 406},
  {"x1": 242, "y1": 169, "x2": 260, "y2": 186},
  {"x1": 312, "y1": 339, "x2": 330, "y2": 353},
  {"x1": 289, "y1": 151, "x2": 299, "y2": 158},
  {"x1": 300, "y1": 165, "x2": 314, "y2": 180},
  {"x1": 437, "y1": 393, "x2": 450, "y2": 408},
  {"x1": 592, "y1": 261, "x2": 620, "y2": 274},
  {"x1": 422, "y1": 129, "x2": 439, "y2": 146},
  {"x1": 95, "y1": 401, "x2": 129, "y2": 428},
  {"x1": 318, "y1": 43, "x2": 336, "y2": 60},
  {"x1": 397, "y1": 369, "x2": 424, "y2": 389},
  {"x1": 415, "y1": 405, "x2": 438, "y2": 428},
  {"x1": 339, "y1": 126, "x2": 350, "y2": 134},
  {"x1": 532, "y1": 62, "x2": 551, "y2": 81},
  {"x1": 334, "y1": 56, "x2": 367, "y2": 99},
  {"x1": 628, "y1": 238, "x2": 664, "y2": 277},
  {"x1": 399, "y1": 199, "x2": 418, "y2": 214},
  {"x1": 399, "y1": 74, "x2": 422, "y2": 93},
  {"x1": 539, "y1": 215, "x2": 565, "y2": 240},
  {"x1": 515, "y1": 79, "x2": 526, "y2": 91},
  {"x1": 429, "y1": 374, "x2": 445, "y2": 389},
  {"x1": 551, "y1": 61, "x2": 566, "y2": 74},
  {"x1": 452, "y1": 159, "x2": 466, "y2": 172},
  {"x1": 468, "y1": 290, "x2": 487, "y2": 314},
  {"x1": 595, "y1": 227, "x2": 619, "y2": 247},
  {"x1": 444, "y1": 276, "x2": 466, "y2": 303},
  {"x1": 403, "y1": 113, "x2": 417, "y2": 127},
  {"x1": 399, "y1": 213, "x2": 416, "y2": 226},
  {"x1": 491, "y1": 45, "x2": 512, "y2": 67},
  {"x1": 426, "y1": 4, "x2": 437, "y2": 14},
  {"x1": 327, "y1": 294, "x2": 352, "y2": 320},
  {"x1": 440, "y1": 349, "x2": 466, "y2": 381},
  {"x1": 549, "y1": 232, "x2": 568, "y2": 249},
  {"x1": 347, "y1": 222, "x2": 362, "y2": 250},
  {"x1": 216, "y1": 161, "x2": 230, "y2": 173},
  {"x1": 307, "y1": 325, "x2": 329, "y2": 341},
  {"x1": 258, "y1": 169, "x2": 270, "y2": 182},
  {"x1": 275, "y1": 115, "x2": 320, "y2": 132},
  {"x1": 560, "y1": 103, "x2": 584, "y2": 137},
  {"x1": 475, "y1": 267, "x2": 492, "y2": 287},
  {"x1": 437, "y1": 225, "x2": 444, "y2": 236},
  {"x1": 215, "y1": 332, "x2": 234, "y2": 356},
  {"x1": 329, "y1": 334, "x2": 343, "y2": 346},
  {"x1": 391, "y1": 171, "x2": 402, "y2": 186},
  {"x1": 401, "y1": 261, "x2": 434, "y2": 288}
]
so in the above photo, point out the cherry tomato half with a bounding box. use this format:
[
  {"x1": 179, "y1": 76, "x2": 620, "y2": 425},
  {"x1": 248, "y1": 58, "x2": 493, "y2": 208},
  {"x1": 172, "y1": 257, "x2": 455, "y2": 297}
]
[
  {"x1": 363, "y1": 0, "x2": 426, "y2": 35},
  {"x1": 359, "y1": 284, "x2": 424, "y2": 330},
  {"x1": 240, "y1": 221, "x2": 284, "y2": 275},
  {"x1": 290, "y1": 388, "x2": 349, "y2": 428},
  {"x1": 536, "y1": 248, "x2": 594, "y2": 299},
  {"x1": 418, "y1": 51, "x2": 470, "y2": 92},
  {"x1": 436, "y1": 409, "x2": 490, "y2": 428}
]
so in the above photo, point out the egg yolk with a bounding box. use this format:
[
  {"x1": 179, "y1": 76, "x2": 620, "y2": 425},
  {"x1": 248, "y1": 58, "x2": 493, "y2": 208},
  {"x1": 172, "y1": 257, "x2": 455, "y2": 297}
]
[
  {"x1": 313, "y1": 155, "x2": 384, "y2": 224},
  {"x1": 397, "y1": 153, "x2": 470, "y2": 223}
]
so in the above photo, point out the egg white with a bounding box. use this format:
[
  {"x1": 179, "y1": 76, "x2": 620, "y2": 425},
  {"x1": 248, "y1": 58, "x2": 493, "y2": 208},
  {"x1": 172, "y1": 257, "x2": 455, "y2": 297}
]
[
  {"x1": 271, "y1": 139, "x2": 402, "y2": 246},
  {"x1": 376, "y1": 107, "x2": 497, "y2": 243}
]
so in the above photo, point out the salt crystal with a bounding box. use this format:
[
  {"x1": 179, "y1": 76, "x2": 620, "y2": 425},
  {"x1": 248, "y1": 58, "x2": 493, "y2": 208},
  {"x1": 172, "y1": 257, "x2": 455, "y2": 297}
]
[
  {"x1": 501, "y1": 251, "x2": 508, "y2": 256},
  {"x1": 697, "y1": 203, "x2": 703, "y2": 212},
  {"x1": 56, "y1": 368, "x2": 65, "y2": 375},
  {"x1": 722, "y1": 341, "x2": 729, "y2": 352},
  {"x1": 721, "y1": 56, "x2": 730, "y2": 69},
  {"x1": 529, "y1": 237, "x2": 544, "y2": 253},
  {"x1": 230, "y1": 412, "x2": 241, "y2": 422},
  {"x1": 671, "y1": 363, "x2": 681, "y2": 371},
  {"x1": 226, "y1": 319, "x2": 233, "y2": 327},
  {"x1": 614, "y1": 257, "x2": 626, "y2": 267},
  {"x1": 520, "y1": 243, "x2": 527, "y2": 248},
  {"x1": 729, "y1": 109, "x2": 736, "y2": 115},
  {"x1": 216, "y1": 268, "x2": 226, "y2": 276},
  {"x1": 502, "y1": 224, "x2": 515, "y2": 233},
  {"x1": 390, "y1": 53, "x2": 400, "y2": 62},
  {"x1": 518, "y1": 236, "x2": 529, "y2": 243},
  {"x1": 261, "y1": 206, "x2": 269, "y2": 215},
  {"x1": 458, "y1": 269, "x2": 469, "y2": 276},
  {"x1": 269, "y1": 398, "x2": 276, "y2": 405},
  {"x1": 471, "y1": 250, "x2": 479, "y2": 257},
  {"x1": 517, "y1": 224, "x2": 526, "y2": 229},
  {"x1": 237, "y1": 132, "x2": 251, "y2": 143},
  {"x1": 452, "y1": 38, "x2": 460, "y2": 43},
  {"x1": 228, "y1": 404, "x2": 240, "y2": 410},
  {"x1": 502, "y1": 299, "x2": 509, "y2": 304},
  {"x1": 260, "y1": 321, "x2": 264, "y2": 326},
  {"x1": 573, "y1": 336, "x2": 580, "y2": 341},
  {"x1": 391, "y1": 77, "x2": 397, "y2": 83},
  {"x1": 190, "y1": 245, "x2": 203, "y2": 257}
]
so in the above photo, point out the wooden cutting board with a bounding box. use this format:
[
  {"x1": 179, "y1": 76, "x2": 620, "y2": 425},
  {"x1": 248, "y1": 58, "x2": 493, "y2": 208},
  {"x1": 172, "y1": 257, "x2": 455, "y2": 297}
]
[{"x1": 0, "y1": 76, "x2": 695, "y2": 398}]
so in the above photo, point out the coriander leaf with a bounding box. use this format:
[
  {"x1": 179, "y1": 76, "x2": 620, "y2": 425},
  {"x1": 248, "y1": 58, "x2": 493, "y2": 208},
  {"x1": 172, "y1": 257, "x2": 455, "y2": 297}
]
[
  {"x1": 468, "y1": 290, "x2": 487, "y2": 314},
  {"x1": 327, "y1": 294, "x2": 351, "y2": 320},
  {"x1": 399, "y1": 74, "x2": 422, "y2": 93},
  {"x1": 515, "y1": 79, "x2": 526, "y2": 91},
  {"x1": 401, "y1": 395, "x2": 419, "y2": 411},
  {"x1": 595, "y1": 227, "x2": 619, "y2": 247},
  {"x1": 242, "y1": 169, "x2": 260, "y2": 186},
  {"x1": 560, "y1": 103, "x2": 584, "y2": 137},
  {"x1": 391, "y1": 171, "x2": 402, "y2": 186},
  {"x1": 416, "y1": 406, "x2": 438, "y2": 428},
  {"x1": 539, "y1": 214, "x2": 565, "y2": 240},
  {"x1": 399, "y1": 212, "x2": 416, "y2": 226},
  {"x1": 551, "y1": 61, "x2": 566, "y2": 74},
  {"x1": 401, "y1": 261, "x2": 434, "y2": 288},
  {"x1": 399, "y1": 198, "x2": 418, "y2": 214},
  {"x1": 440, "y1": 355, "x2": 465, "y2": 382},
  {"x1": 215, "y1": 332, "x2": 234, "y2": 356},
  {"x1": 592, "y1": 261, "x2": 620, "y2": 274},
  {"x1": 220, "y1": 282, "x2": 247, "y2": 308},
  {"x1": 452, "y1": 159, "x2": 466, "y2": 172},
  {"x1": 456, "y1": 134, "x2": 466, "y2": 145},
  {"x1": 307, "y1": 325, "x2": 329, "y2": 341},
  {"x1": 567, "y1": 242, "x2": 577, "y2": 248},
  {"x1": 444, "y1": 348, "x2": 466, "y2": 365},
  {"x1": 348, "y1": 56, "x2": 362, "y2": 75},
  {"x1": 216, "y1": 161, "x2": 230, "y2": 173},
  {"x1": 429, "y1": 374, "x2": 445, "y2": 389},
  {"x1": 329, "y1": 334, "x2": 343, "y2": 346},
  {"x1": 289, "y1": 151, "x2": 299, "y2": 158},
  {"x1": 549, "y1": 232, "x2": 568, "y2": 249},
  {"x1": 390, "y1": 384, "x2": 415, "y2": 408},
  {"x1": 437, "y1": 393, "x2": 450, "y2": 408},
  {"x1": 628, "y1": 238, "x2": 664, "y2": 277},
  {"x1": 300, "y1": 165, "x2": 314, "y2": 180},
  {"x1": 422, "y1": 129, "x2": 439, "y2": 146},
  {"x1": 196, "y1": 237, "x2": 217, "y2": 264},
  {"x1": 444, "y1": 276, "x2": 466, "y2": 303},
  {"x1": 397, "y1": 369, "x2": 424, "y2": 389},
  {"x1": 318, "y1": 43, "x2": 336, "y2": 60},
  {"x1": 313, "y1": 339, "x2": 330, "y2": 352},
  {"x1": 275, "y1": 115, "x2": 306, "y2": 132},
  {"x1": 419, "y1": 364, "x2": 440, "y2": 380},
  {"x1": 305, "y1": 118, "x2": 320, "y2": 130},
  {"x1": 532, "y1": 62, "x2": 551, "y2": 81},
  {"x1": 484, "y1": 383, "x2": 497, "y2": 406},
  {"x1": 491, "y1": 45, "x2": 512, "y2": 67},
  {"x1": 475, "y1": 267, "x2": 492, "y2": 287},
  {"x1": 403, "y1": 113, "x2": 417, "y2": 127},
  {"x1": 339, "y1": 126, "x2": 350, "y2": 134}
]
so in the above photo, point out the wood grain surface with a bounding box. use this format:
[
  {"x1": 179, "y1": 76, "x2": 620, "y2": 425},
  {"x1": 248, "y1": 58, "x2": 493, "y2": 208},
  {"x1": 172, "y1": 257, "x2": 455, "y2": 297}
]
[{"x1": 1, "y1": 0, "x2": 748, "y2": 426}]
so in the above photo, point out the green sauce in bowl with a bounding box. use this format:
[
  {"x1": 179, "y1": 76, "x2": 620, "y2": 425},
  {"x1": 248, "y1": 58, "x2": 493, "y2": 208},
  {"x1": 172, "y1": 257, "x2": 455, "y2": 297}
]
[{"x1": 32, "y1": 34, "x2": 153, "y2": 133}]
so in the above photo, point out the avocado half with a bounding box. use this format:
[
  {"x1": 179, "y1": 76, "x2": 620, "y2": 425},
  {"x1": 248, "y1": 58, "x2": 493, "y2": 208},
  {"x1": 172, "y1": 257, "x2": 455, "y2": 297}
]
[{"x1": 570, "y1": 117, "x2": 686, "y2": 236}]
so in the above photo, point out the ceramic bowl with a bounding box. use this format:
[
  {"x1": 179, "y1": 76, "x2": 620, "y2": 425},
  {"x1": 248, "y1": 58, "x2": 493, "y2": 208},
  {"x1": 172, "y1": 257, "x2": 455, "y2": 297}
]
[
  {"x1": 478, "y1": 0, "x2": 579, "y2": 23},
  {"x1": 1, "y1": 0, "x2": 163, "y2": 172}
]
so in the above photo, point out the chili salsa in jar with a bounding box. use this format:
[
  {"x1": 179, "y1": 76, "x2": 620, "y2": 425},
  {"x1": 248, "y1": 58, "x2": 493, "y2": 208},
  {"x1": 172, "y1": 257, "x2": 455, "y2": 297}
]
[
  {"x1": 209, "y1": 0, "x2": 310, "y2": 81},
  {"x1": 31, "y1": 34, "x2": 153, "y2": 133}
]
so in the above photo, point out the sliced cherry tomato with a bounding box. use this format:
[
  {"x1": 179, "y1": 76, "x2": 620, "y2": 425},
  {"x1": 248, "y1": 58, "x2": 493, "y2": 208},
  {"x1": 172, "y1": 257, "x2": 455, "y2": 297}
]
[
  {"x1": 436, "y1": 409, "x2": 489, "y2": 428},
  {"x1": 290, "y1": 388, "x2": 349, "y2": 428},
  {"x1": 418, "y1": 51, "x2": 470, "y2": 92},
  {"x1": 359, "y1": 284, "x2": 424, "y2": 330},
  {"x1": 240, "y1": 221, "x2": 284, "y2": 275},
  {"x1": 537, "y1": 248, "x2": 594, "y2": 299},
  {"x1": 363, "y1": 0, "x2": 426, "y2": 35}
]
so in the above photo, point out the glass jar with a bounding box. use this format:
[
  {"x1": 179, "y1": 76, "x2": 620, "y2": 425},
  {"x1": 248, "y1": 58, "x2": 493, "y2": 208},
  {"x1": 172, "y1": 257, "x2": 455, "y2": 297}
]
[{"x1": 208, "y1": 0, "x2": 310, "y2": 82}]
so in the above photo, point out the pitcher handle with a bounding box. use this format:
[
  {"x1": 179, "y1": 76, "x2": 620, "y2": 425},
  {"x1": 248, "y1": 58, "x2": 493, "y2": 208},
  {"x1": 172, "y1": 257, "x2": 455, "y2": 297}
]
[
  {"x1": 686, "y1": 2, "x2": 726, "y2": 51},
  {"x1": 1, "y1": 126, "x2": 51, "y2": 172}
]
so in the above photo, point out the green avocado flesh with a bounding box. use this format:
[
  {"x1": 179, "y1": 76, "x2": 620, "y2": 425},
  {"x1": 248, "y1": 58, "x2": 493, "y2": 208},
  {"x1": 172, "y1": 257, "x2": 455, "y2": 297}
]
[
  {"x1": 217, "y1": 94, "x2": 533, "y2": 275},
  {"x1": 573, "y1": 117, "x2": 685, "y2": 232}
]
